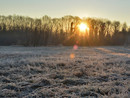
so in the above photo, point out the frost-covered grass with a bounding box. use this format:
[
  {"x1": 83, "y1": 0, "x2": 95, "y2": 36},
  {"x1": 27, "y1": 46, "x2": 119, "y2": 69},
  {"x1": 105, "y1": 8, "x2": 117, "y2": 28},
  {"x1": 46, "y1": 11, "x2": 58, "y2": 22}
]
[{"x1": 0, "y1": 46, "x2": 130, "y2": 98}]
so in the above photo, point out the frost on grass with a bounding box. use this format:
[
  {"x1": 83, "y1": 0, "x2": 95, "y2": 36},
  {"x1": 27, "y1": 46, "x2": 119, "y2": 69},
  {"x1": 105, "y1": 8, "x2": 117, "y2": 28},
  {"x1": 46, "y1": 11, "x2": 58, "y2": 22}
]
[{"x1": 0, "y1": 46, "x2": 130, "y2": 97}]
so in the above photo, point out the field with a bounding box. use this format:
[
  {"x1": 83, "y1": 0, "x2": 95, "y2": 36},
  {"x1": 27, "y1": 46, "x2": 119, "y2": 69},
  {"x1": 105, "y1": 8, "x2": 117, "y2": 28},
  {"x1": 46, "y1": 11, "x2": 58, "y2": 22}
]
[{"x1": 0, "y1": 46, "x2": 130, "y2": 98}]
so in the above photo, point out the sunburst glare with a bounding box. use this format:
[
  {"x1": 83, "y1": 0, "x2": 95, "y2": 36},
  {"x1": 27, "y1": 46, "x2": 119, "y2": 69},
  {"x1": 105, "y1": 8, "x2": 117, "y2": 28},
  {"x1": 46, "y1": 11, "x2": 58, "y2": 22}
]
[{"x1": 78, "y1": 23, "x2": 89, "y2": 33}]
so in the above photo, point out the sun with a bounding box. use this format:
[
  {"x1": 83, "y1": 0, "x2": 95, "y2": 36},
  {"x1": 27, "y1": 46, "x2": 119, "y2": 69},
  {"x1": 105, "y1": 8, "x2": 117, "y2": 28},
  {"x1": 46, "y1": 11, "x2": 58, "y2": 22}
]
[{"x1": 78, "y1": 23, "x2": 89, "y2": 32}]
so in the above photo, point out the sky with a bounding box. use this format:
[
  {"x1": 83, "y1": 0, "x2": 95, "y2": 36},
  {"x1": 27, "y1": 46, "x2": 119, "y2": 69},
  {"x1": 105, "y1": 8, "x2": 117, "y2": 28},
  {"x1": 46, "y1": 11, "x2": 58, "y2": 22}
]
[{"x1": 0, "y1": 0, "x2": 130, "y2": 26}]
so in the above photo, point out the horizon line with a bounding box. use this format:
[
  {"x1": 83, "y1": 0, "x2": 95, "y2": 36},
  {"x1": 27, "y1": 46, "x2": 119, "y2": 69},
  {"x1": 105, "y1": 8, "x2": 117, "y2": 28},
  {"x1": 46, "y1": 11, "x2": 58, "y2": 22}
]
[{"x1": 0, "y1": 14, "x2": 130, "y2": 26}]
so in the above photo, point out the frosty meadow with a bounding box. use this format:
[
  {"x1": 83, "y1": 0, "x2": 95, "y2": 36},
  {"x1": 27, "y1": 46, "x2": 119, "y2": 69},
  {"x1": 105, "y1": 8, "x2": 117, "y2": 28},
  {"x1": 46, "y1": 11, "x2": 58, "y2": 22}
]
[{"x1": 0, "y1": 46, "x2": 129, "y2": 97}]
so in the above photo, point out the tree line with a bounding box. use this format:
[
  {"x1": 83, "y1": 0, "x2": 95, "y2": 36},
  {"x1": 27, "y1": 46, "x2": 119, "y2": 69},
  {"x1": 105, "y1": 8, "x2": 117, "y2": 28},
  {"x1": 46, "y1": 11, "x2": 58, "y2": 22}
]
[{"x1": 0, "y1": 15, "x2": 130, "y2": 46}]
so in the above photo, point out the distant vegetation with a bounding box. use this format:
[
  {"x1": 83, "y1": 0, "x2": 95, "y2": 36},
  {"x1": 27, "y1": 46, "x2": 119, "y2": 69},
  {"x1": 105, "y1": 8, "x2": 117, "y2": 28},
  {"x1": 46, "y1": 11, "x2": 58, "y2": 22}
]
[{"x1": 0, "y1": 15, "x2": 130, "y2": 46}]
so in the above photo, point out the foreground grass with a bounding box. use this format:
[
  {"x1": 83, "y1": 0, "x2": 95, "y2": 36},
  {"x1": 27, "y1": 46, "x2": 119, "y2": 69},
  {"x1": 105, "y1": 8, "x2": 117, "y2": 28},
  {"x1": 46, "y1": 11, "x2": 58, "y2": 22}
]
[{"x1": 0, "y1": 46, "x2": 130, "y2": 98}]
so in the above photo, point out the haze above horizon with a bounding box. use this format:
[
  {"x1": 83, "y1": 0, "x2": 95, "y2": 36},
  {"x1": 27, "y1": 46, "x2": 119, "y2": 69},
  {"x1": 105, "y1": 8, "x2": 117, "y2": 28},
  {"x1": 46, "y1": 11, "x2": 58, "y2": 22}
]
[{"x1": 0, "y1": 0, "x2": 130, "y2": 26}]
